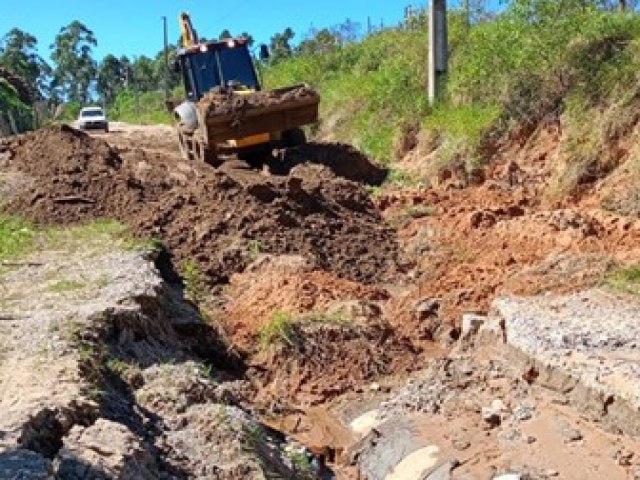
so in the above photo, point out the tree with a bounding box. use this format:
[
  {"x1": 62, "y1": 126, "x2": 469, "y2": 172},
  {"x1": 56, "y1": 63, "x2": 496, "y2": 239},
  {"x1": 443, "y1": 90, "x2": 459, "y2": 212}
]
[
  {"x1": 153, "y1": 45, "x2": 180, "y2": 93},
  {"x1": 129, "y1": 55, "x2": 157, "y2": 92},
  {"x1": 50, "y1": 21, "x2": 97, "y2": 103},
  {"x1": 269, "y1": 27, "x2": 295, "y2": 63},
  {"x1": 97, "y1": 54, "x2": 127, "y2": 104},
  {"x1": 331, "y1": 19, "x2": 361, "y2": 45},
  {"x1": 298, "y1": 28, "x2": 338, "y2": 56},
  {"x1": 240, "y1": 32, "x2": 255, "y2": 48},
  {"x1": 0, "y1": 28, "x2": 50, "y2": 99}
]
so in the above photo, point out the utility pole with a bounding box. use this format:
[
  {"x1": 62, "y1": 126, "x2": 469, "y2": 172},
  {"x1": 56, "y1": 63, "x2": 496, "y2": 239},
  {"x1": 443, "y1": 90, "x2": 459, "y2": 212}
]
[
  {"x1": 162, "y1": 16, "x2": 169, "y2": 98},
  {"x1": 428, "y1": 0, "x2": 448, "y2": 105}
]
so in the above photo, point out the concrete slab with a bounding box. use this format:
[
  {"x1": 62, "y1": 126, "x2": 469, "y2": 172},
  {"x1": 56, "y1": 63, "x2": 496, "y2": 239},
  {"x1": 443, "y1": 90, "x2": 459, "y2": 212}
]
[{"x1": 495, "y1": 289, "x2": 640, "y2": 437}]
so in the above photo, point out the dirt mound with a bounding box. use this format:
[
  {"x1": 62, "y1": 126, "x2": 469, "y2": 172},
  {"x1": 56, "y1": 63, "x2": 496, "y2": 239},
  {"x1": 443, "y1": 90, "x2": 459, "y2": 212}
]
[
  {"x1": 278, "y1": 143, "x2": 388, "y2": 186},
  {"x1": 220, "y1": 255, "x2": 390, "y2": 352},
  {"x1": 200, "y1": 85, "x2": 319, "y2": 117},
  {"x1": 248, "y1": 317, "x2": 418, "y2": 406},
  {"x1": 3, "y1": 125, "x2": 398, "y2": 286}
]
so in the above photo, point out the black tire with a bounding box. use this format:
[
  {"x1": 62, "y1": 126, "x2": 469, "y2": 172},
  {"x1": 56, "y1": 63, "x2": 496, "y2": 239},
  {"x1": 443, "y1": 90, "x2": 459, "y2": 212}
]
[
  {"x1": 104, "y1": 124, "x2": 109, "y2": 133},
  {"x1": 282, "y1": 127, "x2": 306, "y2": 148}
]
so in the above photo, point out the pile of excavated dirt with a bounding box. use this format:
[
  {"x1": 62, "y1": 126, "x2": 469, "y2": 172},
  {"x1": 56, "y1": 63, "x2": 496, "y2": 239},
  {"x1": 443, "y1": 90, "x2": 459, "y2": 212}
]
[
  {"x1": 220, "y1": 255, "x2": 391, "y2": 352},
  {"x1": 248, "y1": 316, "x2": 419, "y2": 406},
  {"x1": 1, "y1": 125, "x2": 398, "y2": 286},
  {"x1": 199, "y1": 85, "x2": 319, "y2": 118}
]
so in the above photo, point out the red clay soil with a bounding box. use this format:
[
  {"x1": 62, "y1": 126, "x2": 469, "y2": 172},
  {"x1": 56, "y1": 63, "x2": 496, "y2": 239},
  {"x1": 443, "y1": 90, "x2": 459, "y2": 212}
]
[
  {"x1": 1, "y1": 125, "x2": 398, "y2": 286},
  {"x1": 221, "y1": 255, "x2": 390, "y2": 352},
  {"x1": 381, "y1": 122, "x2": 640, "y2": 344}
]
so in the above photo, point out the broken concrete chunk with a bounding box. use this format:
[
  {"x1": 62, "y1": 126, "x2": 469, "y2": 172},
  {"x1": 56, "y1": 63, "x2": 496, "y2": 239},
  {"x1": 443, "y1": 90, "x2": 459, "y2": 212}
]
[
  {"x1": 460, "y1": 314, "x2": 486, "y2": 342},
  {"x1": 422, "y1": 459, "x2": 459, "y2": 480}
]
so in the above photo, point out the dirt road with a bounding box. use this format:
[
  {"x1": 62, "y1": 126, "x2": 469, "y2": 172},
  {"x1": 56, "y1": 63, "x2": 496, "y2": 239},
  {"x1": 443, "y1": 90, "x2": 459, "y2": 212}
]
[{"x1": 1, "y1": 122, "x2": 640, "y2": 479}]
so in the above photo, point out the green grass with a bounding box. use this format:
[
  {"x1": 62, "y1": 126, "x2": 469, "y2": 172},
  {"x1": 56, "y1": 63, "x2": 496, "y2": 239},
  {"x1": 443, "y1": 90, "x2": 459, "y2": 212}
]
[
  {"x1": 110, "y1": 90, "x2": 173, "y2": 125},
  {"x1": 258, "y1": 309, "x2": 353, "y2": 350},
  {"x1": 422, "y1": 104, "x2": 500, "y2": 174},
  {"x1": 106, "y1": 357, "x2": 141, "y2": 378},
  {"x1": 247, "y1": 239, "x2": 264, "y2": 262},
  {"x1": 0, "y1": 216, "x2": 159, "y2": 265},
  {"x1": 604, "y1": 265, "x2": 640, "y2": 295},
  {"x1": 258, "y1": 311, "x2": 298, "y2": 349},
  {"x1": 263, "y1": 27, "x2": 430, "y2": 164},
  {"x1": 181, "y1": 259, "x2": 208, "y2": 305},
  {"x1": 263, "y1": 5, "x2": 640, "y2": 178},
  {"x1": 45, "y1": 219, "x2": 160, "y2": 253},
  {"x1": 48, "y1": 279, "x2": 86, "y2": 293},
  {"x1": 0, "y1": 215, "x2": 35, "y2": 260}
]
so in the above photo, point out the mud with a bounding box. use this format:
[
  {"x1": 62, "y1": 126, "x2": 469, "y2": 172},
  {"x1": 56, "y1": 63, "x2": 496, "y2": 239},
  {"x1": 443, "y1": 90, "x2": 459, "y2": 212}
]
[
  {"x1": 1, "y1": 125, "x2": 398, "y2": 286},
  {"x1": 200, "y1": 85, "x2": 319, "y2": 118}
]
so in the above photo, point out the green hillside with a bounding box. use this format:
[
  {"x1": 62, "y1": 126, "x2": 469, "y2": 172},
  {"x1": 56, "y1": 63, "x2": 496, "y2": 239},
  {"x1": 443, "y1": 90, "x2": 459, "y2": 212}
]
[{"x1": 264, "y1": 1, "x2": 640, "y2": 189}]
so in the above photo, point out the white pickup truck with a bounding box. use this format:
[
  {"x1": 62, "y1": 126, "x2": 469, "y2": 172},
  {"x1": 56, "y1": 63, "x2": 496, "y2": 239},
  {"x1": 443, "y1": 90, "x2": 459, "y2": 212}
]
[{"x1": 77, "y1": 106, "x2": 109, "y2": 132}]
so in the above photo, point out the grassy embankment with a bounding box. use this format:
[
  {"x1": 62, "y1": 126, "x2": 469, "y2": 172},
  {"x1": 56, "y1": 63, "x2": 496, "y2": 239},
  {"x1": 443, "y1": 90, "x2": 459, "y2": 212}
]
[{"x1": 265, "y1": 4, "x2": 640, "y2": 198}]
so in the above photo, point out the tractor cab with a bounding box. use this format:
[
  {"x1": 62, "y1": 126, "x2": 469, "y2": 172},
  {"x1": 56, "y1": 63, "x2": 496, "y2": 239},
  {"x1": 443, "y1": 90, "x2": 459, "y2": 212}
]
[{"x1": 175, "y1": 39, "x2": 260, "y2": 101}]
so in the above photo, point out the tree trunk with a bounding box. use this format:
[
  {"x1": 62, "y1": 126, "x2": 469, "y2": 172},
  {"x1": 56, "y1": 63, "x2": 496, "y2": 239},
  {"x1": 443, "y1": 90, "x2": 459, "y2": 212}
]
[{"x1": 7, "y1": 110, "x2": 18, "y2": 134}]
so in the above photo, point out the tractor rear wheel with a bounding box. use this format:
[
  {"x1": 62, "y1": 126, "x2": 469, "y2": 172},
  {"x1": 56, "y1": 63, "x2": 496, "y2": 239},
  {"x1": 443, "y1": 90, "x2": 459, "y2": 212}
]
[{"x1": 282, "y1": 127, "x2": 307, "y2": 148}]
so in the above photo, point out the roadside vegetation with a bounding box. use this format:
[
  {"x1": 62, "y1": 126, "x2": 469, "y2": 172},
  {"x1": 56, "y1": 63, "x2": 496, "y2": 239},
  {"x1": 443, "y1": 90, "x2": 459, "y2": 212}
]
[
  {"x1": 264, "y1": 0, "x2": 640, "y2": 196},
  {"x1": 0, "y1": 215, "x2": 156, "y2": 262},
  {"x1": 604, "y1": 265, "x2": 640, "y2": 296},
  {"x1": 0, "y1": 214, "x2": 35, "y2": 260}
]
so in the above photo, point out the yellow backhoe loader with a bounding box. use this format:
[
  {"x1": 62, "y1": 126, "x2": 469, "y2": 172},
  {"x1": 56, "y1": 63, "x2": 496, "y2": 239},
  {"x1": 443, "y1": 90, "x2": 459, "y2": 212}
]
[{"x1": 172, "y1": 12, "x2": 320, "y2": 165}]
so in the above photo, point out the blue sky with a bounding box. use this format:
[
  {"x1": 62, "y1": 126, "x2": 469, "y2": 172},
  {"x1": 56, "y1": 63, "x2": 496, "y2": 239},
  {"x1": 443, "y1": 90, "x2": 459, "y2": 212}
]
[{"x1": 0, "y1": 1, "x2": 416, "y2": 61}]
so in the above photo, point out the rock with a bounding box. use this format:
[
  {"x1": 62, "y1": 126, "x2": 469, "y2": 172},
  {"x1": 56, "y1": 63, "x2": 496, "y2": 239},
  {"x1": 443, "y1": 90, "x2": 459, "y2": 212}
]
[
  {"x1": 469, "y1": 210, "x2": 497, "y2": 229},
  {"x1": 513, "y1": 404, "x2": 534, "y2": 422},
  {"x1": 326, "y1": 299, "x2": 382, "y2": 322},
  {"x1": 416, "y1": 298, "x2": 440, "y2": 320},
  {"x1": 482, "y1": 407, "x2": 501, "y2": 428},
  {"x1": 460, "y1": 314, "x2": 486, "y2": 342},
  {"x1": 477, "y1": 315, "x2": 506, "y2": 345},
  {"x1": 545, "y1": 469, "x2": 560, "y2": 477},
  {"x1": 423, "y1": 459, "x2": 459, "y2": 480},
  {"x1": 54, "y1": 419, "x2": 158, "y2": 479},
  {"x1": 493, "y1": 474, "x2": 521, "y2": 480},
  {"x1": 562, "y1": 427, "x2": 583, "y2": 443},
  {"x1": 497, "y1": 428, "x2": 522, "y2": 444},
  {"x1": 521, "y1": 365, "x2": 539, "y2": 384},
  {"x1": 347, "y1": 417, "x2": 425, "y2": 480},
  {"x1": 451, "y1": 437, "x2": 471, "y2": 451},
  {"x1": 613, "y1": 448, "x2": 634, "y2": 466},
  {"x1": 0, "y1": 449, "x2": 52, "y2": 479}
]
